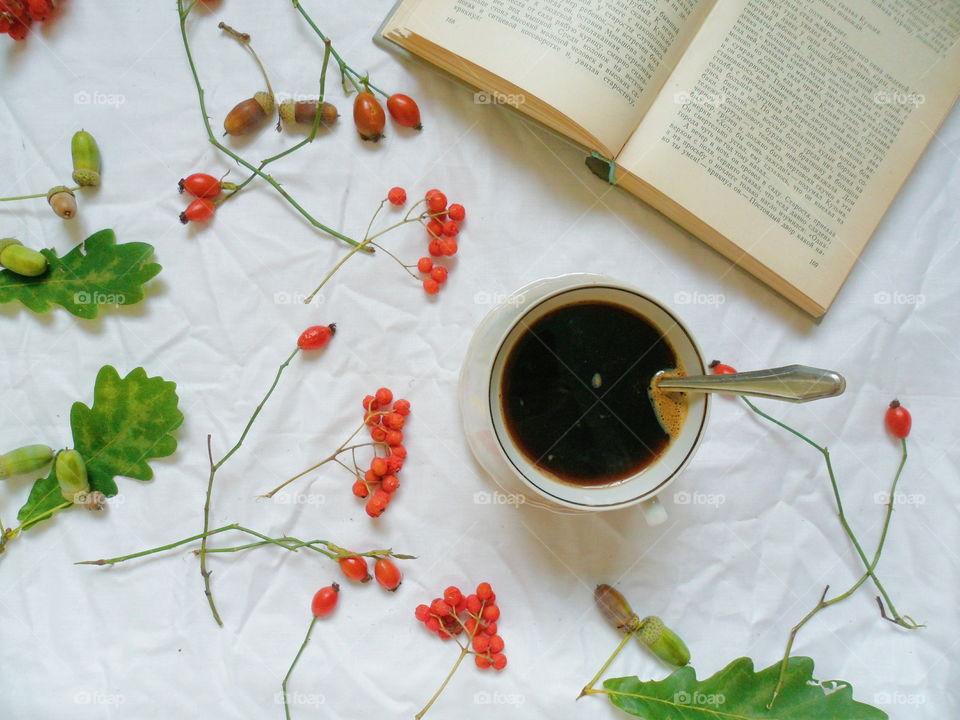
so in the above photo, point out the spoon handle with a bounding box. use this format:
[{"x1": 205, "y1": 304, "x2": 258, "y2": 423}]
[{"x1": 657, "y1": 364, "x2": 846, "y2": 403}]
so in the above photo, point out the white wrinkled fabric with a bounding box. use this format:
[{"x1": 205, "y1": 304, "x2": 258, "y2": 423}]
[{"x1": 0, "y1": 3, "x2": 957, "y2": 719}]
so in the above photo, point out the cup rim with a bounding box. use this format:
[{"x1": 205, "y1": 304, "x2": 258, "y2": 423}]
[{"x1": 485, "y1": 279, "x2": 709, "y2": 510}]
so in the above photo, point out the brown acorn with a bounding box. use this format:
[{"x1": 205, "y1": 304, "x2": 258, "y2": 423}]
[
  {"x1": 46, "y1": 185, "x2": 77, "y2": 219},
  {"x1": 223, "y1": 91, "x2": 274, "y2": 136},
  {"x1": 279, "y1": 99, "x2": 338, "y2": 128}
]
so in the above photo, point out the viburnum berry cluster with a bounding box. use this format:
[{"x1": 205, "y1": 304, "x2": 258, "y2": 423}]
[
  {"x1": 303, "y1": 187, "x2": 468, "y2": 303},
  {"x1": 260, "y1": 387, "x2": 412, "y2": 519},
  {"x1": 0, "y1": 0, "x2": 55, "y2": 40},
  {"x1": 414, "y1": 582, "x2": 506, "y2": 718},
  {"x1": 354, "y1": 388, "x2": 411, "y2": 517}
]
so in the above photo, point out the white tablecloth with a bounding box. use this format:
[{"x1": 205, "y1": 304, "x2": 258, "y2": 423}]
[{"x1": 1, "y1": 3, "x2": 957, "y2": 718}]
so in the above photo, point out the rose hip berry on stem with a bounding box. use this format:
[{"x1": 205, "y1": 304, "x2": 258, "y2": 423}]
[
  {"x1": 297, "y1": 323, "x2": 336, "y2": 350},
  {"x1": 414, "y1": 581, "x2": 506, "y2": 718},
  {"x1": 386, "y1": 93, "x2": 422, "y2": 130},
  {"x1": 353, "y1": 90, "x2": 386, "y2": 142},
  {"x1": 374, "y1": 557, "x2": 402, "y2": 591},
  {"x1": 885, "y1": 399, "x2": 911, "y2": 439},
  {"x1": 180, "y1": 198, "x2": 216, "y2": 224},
  {"x1": 283, "y1": 583, "x2": 339, "y2": 719}
]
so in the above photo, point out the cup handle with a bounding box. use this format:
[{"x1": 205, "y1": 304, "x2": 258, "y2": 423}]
[{"x1": 640, "y1": 496, "x2": 668, "y2": 526}]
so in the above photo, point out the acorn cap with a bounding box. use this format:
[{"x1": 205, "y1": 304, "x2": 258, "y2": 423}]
[
  {"x1": 0, "y1": 238, "x2": 23, "y2": 255},
  {"x1": 638, "y1": 616, "x2": 691, "y2": 667},
  {"x1": 46, "y1": 185, "x2": 75, "y2": 202},
  {"x1": 279, "y1": 99, "x2": 296, "y2": 125},
  {"x1": 254, "y1": 91, "x2": 275, "y2": 114}
]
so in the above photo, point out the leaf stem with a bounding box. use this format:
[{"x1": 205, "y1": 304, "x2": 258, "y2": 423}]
[
  {"x1": 579, "y1": 631, "x2": 634, "y2": 698},
  {"x1": 283, "y1": 616, "x2": 319, "y2": 720}
]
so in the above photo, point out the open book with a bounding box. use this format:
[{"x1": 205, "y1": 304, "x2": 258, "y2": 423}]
[{"x1": 380, "y1": 0, "x2": 960, "y2": 316}]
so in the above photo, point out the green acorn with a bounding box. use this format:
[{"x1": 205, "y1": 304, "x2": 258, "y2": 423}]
[
  {"x1": 0, "y1": 239, "x2": 48, "y2": 277},
  {"x1": 0, "y1": 444, "x2": 54, "y2": 479},
  {"x1": 638, "y1": 616, "x2": 690, "y2": 667},
  {"x1": 71, "y1": 130, "x2": 102, "y2": 187},
  {"x1": 55, "y1": 449, "x2": 90, "y2": 502}
]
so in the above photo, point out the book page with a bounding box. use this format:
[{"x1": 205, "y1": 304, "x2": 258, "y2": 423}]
[
  {"x1": 385, "y1": 0, "x2": 714, "y2": 156},
  {"x1": 618, "y1": 0, "x2": 960, "y2": 311}
]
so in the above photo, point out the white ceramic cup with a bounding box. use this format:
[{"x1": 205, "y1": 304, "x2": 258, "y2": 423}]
[{"x1": 459, "y1": 274, "x2": 709, "y2": 524}]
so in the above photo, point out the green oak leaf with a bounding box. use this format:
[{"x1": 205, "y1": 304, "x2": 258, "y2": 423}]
[
  {"x1": 603, "y1": 656, "x2": 887, "y2": 719},
  {"x1": 71, "y1": 366, "x2": 184, "y2": 496},
  {"x1": 16, "y1": 466, "x2": 71, "y2": 531},
  {"x1": 16, "y1": 366, "x2": 183, "y2": 528},
  {"x1": 0, "y1": 228, "x2": 160, "y2": 318}
]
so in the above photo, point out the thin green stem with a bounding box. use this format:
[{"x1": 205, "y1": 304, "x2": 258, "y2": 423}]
[
  {"x1": 291, "y1": 1, "x2": 381, "y2": 95},
  {"x1": 579, "y1": 631, "x2": 634, "y2": 698},
  {"x1": 177, "y1": 1, "x2": 362, "y2": 249},
  {"x1": 0, "y1": 187, "x2": 79, "y2": 202},
  {"x1": 283, "y1": 616, "x2": 319, "y2": 720},
  {"x1": 302, "y1": 213, "x2": 428, "y2": 302},
  {"x1": 198, "y1": 346, "x2": 300, "y2": 625},
  {"x1": 415, "y1": 641, "x2": 469, "y2": 719},
  {"x1": 371, "y1": 242, "x2": 420, "y2": 280},
  {"x1": 740, "y1": 396, "x2": 903, "y2": 620},
  {"x1": 768, "y1": 438, "x2": 917, "y2": 707},
  {"x1": 76, "y1": 524, "x2": 242, "y2": 565}
]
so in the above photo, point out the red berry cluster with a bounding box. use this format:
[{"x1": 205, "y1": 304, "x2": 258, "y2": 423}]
[
  {"x1": 352, "y1": 387, "x2": 410, "y2": 517},
  {"x1": 415, "y1": 582, "x2": 506, "y2": 670},
  {"x1": 0, "y1": 0, "x2": 54, "y2": 40},
  {"x1": 387, "y1": 187, "x2": 466, "y2": 296}
]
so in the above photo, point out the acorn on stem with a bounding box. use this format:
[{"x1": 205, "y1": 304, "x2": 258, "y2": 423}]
[
  {"x1": 279, "y1": 99, "x2": 338, "y2": 129},
  {"x1": 71, "y1": 130, "x2": 102, "y2": 187},
  {"x1": 55, "y1": 449, "x2": 90, "y2": 503},
  {"x1": 224, "y1": 91, "x2": 275, "y2": 136},
  {"x1": 0, "y1": 444, "x2": 54, "y2": 479},
  {"x1": 46, "y1": 185, "x2": 77, "y2": 219},
  {"x1": 0, "y1": 238, "x2": 49, "y2": 277},
  {"x1": 594, "y1": 584, "x2": 690, "y2": 667}
]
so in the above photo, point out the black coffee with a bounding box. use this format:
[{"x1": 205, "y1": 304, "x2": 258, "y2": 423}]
[{"x1": 500, "y1": 300, "x2": 681, "y2": 485}]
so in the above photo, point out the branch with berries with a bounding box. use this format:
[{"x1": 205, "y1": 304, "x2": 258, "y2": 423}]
[
  {"x1": 413, "y1": 582, "x2": 507, "y2": 718},
  {"x1": 175, "y1": 1, "x2": 422, "y2": 247},
  {"x1": 78, "y1": 324, "x2": 414, "y2": 627}
]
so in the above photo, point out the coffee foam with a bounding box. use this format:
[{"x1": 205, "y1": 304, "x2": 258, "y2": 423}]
[{"x1": 648, "y1": 368, "x2": 689, "y2": 438}]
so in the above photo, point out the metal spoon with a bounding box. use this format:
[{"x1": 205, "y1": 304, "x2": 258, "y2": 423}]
[{"x1": 653, "y1": 364, "x2": 846, "y2": 403}]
